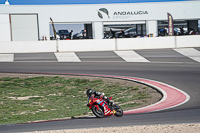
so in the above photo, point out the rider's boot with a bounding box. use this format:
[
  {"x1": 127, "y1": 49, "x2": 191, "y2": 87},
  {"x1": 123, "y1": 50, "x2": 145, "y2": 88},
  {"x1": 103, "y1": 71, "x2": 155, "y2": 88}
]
[{"x1": 107, "y1": 99, "x2": 114, "y2": 110}]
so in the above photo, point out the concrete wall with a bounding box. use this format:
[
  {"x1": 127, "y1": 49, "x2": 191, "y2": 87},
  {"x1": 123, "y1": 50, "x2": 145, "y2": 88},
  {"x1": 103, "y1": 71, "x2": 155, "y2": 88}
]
[
  {"x1": 116, "y1": 36, "x2": 175, "y2": 50},
  {"x1": 59, "y1": 39, "x2": 116, "y2": 52},
  {"x1": 0, "y1": 41, "x2": 56, "y2": 53},
  {"x1": 176, "y1": 35, "x2": 200, "y2": 48},
  {"x1": 0, "y1": 35, "x2": 199, "y2": 53}
]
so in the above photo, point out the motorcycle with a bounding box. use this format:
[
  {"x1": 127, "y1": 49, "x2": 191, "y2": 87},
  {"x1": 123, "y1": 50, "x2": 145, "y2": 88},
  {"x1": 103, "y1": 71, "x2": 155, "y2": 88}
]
[{"x1": 87, "y1": 95, "x2": 123, "y2": 118}]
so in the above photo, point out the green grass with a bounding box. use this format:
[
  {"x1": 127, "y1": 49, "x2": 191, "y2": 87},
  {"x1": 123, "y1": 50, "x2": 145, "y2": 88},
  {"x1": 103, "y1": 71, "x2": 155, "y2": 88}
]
[{"x1": 0, "y1": 76, "x2": 151, "y2": 125}]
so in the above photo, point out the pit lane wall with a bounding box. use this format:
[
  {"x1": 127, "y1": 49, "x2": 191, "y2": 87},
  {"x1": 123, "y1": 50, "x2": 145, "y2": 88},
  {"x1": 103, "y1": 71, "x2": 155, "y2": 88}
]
[
  {"x1": 0, "y1": 35, "x2": 199, "y2": 53},
  {"x1": 0, "y1": 41, "x2": 56, "y2": 53}
]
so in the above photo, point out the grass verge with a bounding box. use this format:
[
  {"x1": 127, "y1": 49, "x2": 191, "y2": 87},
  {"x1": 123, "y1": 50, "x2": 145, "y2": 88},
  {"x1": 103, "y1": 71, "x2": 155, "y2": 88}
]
[{"x1": 0, "y1": 75, "x2": 157, "y2": 125}]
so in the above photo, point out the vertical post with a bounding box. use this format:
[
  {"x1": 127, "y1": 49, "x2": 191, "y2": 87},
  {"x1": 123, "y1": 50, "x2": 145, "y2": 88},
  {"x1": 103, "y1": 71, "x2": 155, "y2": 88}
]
[
  {"x1": 92, "y1": 22, "x2": 103, "y2": 39},
  {"x1": 56, "y1": 40, "x2": 59, "y2": 52},
  {"x1": 174, "y1": 36, "x2": 177, "y2": 48},
  {"x1": 115, "y1": 38, "x2": 118, "y2": 51},
  {"x1": 146, "y1": 20, "x2": 157, "y2": 37}
]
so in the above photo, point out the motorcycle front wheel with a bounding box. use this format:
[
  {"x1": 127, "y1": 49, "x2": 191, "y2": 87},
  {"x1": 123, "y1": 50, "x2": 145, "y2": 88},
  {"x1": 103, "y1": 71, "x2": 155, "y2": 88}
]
[
  {"x1": 91, "y1": 105, "x2": 105, "y2": 118},
  {"x1": 113, "y1": 104, "x2": 123, "y2": 117}
]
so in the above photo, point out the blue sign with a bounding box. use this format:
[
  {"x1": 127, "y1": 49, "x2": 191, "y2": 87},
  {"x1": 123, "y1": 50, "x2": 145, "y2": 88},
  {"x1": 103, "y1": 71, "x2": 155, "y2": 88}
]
[{"x1": 0, "y1": 0, "x2": 190, "y2": 5}]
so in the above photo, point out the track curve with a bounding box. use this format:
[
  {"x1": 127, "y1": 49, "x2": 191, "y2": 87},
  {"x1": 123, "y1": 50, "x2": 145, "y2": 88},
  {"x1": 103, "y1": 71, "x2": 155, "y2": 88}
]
[
  {"x1": 0, "y1": 62, "x2": 200, "y2": 132},
  {"x1": 30, "y1": 72, "x2": 190, "y2": 114}
]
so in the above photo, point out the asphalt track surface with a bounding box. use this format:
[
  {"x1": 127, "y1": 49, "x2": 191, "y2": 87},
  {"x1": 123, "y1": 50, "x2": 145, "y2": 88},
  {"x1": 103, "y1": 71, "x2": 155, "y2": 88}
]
[{"x1": 0, "y1": 50, "x2": 200, "y2": 132}]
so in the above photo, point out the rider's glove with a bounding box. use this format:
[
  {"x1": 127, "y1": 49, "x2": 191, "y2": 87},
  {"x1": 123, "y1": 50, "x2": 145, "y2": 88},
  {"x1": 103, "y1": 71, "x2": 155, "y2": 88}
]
[{"x1": 103, "y1": 95, "x2": 107, "y2": 99}]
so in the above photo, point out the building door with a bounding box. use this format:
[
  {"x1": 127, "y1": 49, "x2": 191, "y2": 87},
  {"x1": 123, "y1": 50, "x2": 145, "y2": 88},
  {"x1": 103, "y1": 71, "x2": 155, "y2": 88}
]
[{"x1": 10, "y1": 14, "x2": 39, "y2": 41}]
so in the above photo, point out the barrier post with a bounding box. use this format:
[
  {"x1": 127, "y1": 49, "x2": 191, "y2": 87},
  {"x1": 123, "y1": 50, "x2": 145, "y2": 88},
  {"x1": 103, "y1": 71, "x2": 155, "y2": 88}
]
[
  {"x1": 56, "y1": 40, "x2": 59, "y2": 52},
  {"x1": 174, "y1": 36, "x2": 177, "y2": 48},
  {"x1": 115, "y1": 38, "x2": 118, "y2": 51}
]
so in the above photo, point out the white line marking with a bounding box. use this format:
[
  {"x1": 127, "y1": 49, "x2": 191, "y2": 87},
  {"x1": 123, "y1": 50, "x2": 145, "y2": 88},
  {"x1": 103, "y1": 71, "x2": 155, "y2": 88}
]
[
  {"x1": 54, "y1": 52, "x2": 81, "y2": 62},
  {"x1": 174, "y1": 48, "x2": 200, "y2": 63},
  {"x1": 114, "y1": 51, "x2": 150, "y2": 62},
  {"x1": 0, "y1": 54, "x2": 14, "y2": 62}
]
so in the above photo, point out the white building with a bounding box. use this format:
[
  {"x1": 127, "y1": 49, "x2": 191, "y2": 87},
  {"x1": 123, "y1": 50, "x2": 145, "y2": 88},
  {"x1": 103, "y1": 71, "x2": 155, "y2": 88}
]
[{"x1": 0, "y1": 0, "x2": 200, "y2": 41}]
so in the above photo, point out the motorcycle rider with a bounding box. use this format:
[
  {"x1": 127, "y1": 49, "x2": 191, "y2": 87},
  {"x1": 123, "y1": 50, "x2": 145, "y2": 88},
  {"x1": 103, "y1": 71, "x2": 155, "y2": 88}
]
[{"x1": 86, "y1": 89, "x2": 114, "y2": 108}]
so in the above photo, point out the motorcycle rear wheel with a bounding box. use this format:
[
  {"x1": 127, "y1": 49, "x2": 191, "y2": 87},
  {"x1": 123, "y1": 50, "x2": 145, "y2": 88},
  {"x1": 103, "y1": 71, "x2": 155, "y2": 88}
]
[
  {"x1": 113, "y1": 104, "x2": 123, "y2": 117},
  {"x1": 91, "y1": 105, "x2": 105, "y2": 118}
]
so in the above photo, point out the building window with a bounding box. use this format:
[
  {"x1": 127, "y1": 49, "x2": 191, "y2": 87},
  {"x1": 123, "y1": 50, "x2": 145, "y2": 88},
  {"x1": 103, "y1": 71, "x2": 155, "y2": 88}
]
[
  {"x1": 158, "y1": 20, "x2": 199, "y2": 36},
  {"x1": 103, "y1": 21, "x2": 146, "y2": 39},
  {"x1": 49, "y1": 23, "x2": 92, "y2": 40}
]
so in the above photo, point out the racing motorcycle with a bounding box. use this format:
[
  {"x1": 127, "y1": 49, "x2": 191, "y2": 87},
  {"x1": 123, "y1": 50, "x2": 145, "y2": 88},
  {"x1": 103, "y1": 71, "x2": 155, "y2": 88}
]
[{"x1": 87, "y1": 95, "x2": 123, "y2": 118}]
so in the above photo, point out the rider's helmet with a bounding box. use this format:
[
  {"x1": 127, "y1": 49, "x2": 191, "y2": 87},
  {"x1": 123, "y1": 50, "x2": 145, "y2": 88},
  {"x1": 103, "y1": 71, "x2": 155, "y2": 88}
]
[{"x1": 86, "y1": 89, "x2": 93, "y2": 97}]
